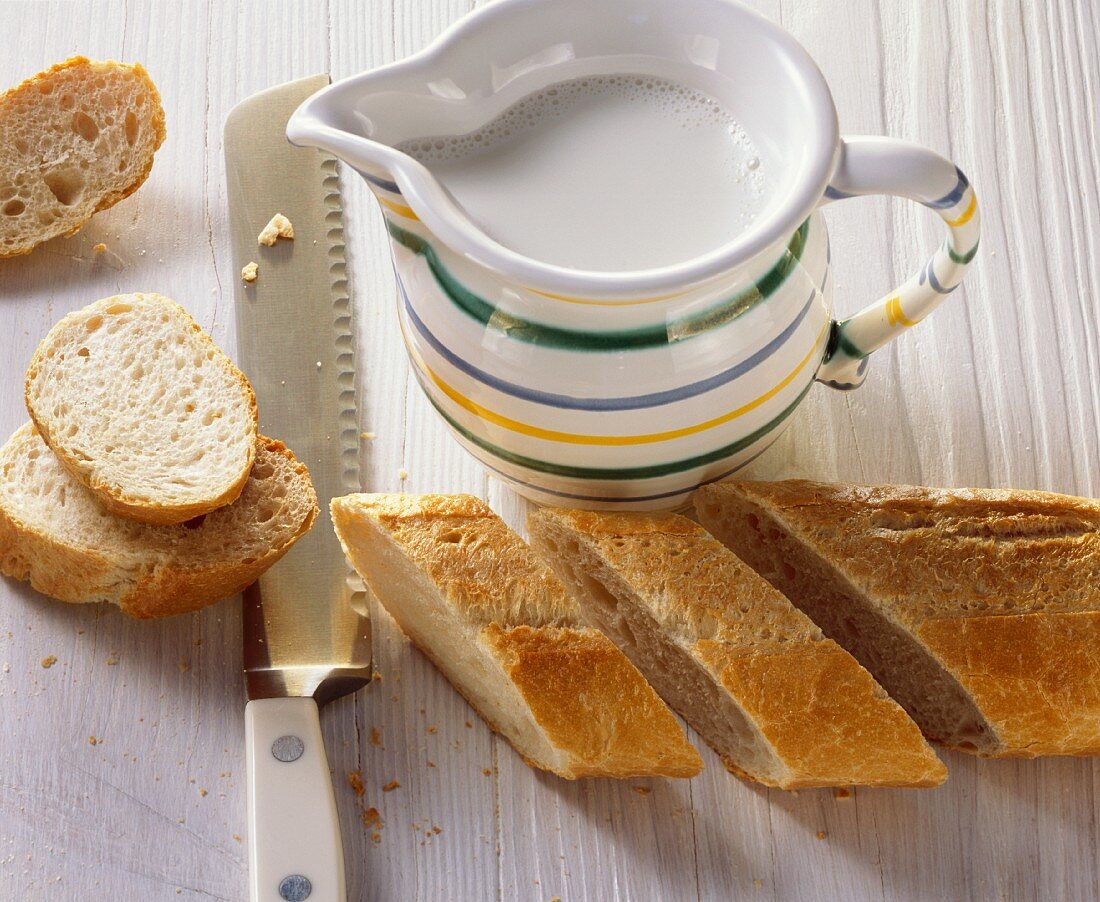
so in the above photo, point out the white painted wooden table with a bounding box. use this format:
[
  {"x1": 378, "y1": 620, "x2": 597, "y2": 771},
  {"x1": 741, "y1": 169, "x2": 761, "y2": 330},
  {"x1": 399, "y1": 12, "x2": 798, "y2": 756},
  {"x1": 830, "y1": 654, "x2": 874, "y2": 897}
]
[{"x1": 2, "y1": 1, "x2": 1098, "y2": 899}]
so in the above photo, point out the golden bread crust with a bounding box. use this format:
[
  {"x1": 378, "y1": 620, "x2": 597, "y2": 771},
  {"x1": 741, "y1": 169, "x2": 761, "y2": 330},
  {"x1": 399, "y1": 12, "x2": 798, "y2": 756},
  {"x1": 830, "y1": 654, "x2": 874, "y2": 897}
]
[
  {"x1": 696, "y1": 479, "x2": 1100, "y2": 757},
  {"x1": 483, "y1": 623, "x2": 703, "y2": 779},
  {"x1": 918, "y1": 611, "x2": 1100, "y2": 757},
  {"x1": 337, "y1": 493, "x2": 579, "y2": 628},
  {"x1": 531, "y1": 508, "x2": 822, "y2": 651},
  {"x1": 330, "y1": 493, "x2": 702, "y2": 779},
  {"x1": 531, "y1": 507, "x2": 944, "y2": 788},
  {"x1": 715, "y1": 479, "x2": 1100, "y2": 622},
  {"x1": 701, "y1": 639, "x2": 946, "y2": 787}
]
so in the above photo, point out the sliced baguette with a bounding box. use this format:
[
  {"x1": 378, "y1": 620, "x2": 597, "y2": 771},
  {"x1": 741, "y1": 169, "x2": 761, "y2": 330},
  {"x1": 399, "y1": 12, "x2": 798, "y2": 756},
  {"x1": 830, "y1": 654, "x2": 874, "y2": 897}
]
[
  {"x1": 529, "y1": 508, "x2": 945, "y2": 788},
  {"x1": 0, "y1": 423, "x2": 317, "y2": 618},
  {"x1": 0, "y1": 57, "x2": 165, "y2": 257},
  {"x1": 695, "y1": 479, "x2": 1100, "y2": 758},
  {"x1": 330, "y1": 493, "x2": 703, "y2": 780},
  {"x1": 26, "y1": 293, "x2": 259, "y2": 524}
]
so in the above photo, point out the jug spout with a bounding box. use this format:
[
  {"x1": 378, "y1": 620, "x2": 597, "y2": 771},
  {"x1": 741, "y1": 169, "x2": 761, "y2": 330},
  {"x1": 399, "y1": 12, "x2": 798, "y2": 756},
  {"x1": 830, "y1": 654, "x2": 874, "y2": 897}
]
[
  {"x1": 282, "y1": 0, "x2": 840, "y2": 302},
  {"x1": 286, "y1": 80, "x2": 399, "y2": 181}
]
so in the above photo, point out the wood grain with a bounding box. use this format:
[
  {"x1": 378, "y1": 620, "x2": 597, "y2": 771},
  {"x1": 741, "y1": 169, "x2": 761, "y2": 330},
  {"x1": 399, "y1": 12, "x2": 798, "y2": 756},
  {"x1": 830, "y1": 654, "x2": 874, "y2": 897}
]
[{"x1": 0, "y1": 1, "x2": 1098, "y2": 899}]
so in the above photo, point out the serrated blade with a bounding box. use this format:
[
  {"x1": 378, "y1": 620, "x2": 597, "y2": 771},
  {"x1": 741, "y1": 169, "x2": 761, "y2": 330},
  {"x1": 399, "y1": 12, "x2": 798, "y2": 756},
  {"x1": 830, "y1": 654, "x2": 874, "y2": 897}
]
[{"x1": 225, "y1": 76, "x2": 371, "y2": 705}]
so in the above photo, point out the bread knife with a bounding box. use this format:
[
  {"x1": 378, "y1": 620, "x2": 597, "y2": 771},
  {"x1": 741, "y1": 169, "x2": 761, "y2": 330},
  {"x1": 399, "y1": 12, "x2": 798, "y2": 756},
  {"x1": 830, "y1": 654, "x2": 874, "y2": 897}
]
[{"x1": 225, "y1": 76, "x2": 371, "y2": 902}]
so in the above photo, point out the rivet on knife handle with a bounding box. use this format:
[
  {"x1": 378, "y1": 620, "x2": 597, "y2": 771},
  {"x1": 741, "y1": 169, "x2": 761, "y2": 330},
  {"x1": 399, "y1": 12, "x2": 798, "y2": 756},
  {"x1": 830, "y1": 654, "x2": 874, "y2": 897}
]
[{"x1": 246, "y1": 698, "x2": 344, "y2": 901}]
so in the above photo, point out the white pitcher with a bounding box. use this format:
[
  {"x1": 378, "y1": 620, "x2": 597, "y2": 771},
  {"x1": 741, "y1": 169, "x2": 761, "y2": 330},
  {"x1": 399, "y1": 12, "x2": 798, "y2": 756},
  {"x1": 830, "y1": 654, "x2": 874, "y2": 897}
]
[{"x1": 287, "y1": 0, "x2": 979, "y2": 509}]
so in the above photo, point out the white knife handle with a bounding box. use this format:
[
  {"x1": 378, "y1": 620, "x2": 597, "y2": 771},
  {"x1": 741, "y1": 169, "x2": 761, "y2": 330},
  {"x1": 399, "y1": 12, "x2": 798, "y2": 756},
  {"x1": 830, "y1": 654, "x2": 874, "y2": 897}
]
[{"x1": 246, "y1": 697, "x2": 347, "y2": 902}]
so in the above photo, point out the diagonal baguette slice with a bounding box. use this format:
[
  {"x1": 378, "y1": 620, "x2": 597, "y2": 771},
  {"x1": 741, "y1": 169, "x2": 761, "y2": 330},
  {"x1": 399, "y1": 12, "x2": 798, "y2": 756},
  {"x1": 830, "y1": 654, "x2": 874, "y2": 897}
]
[
  {"x1": 529, "y1": 508, "x2": 946, "y2": 789},
  {"x1": 0, "y1": 423, "x2": 317, "y2": 619},
  {"x1": 330, "y1": 493, "x2": 703, "y2": 780},
  {"x1": 26, "y1": 293, "x2": 259, "y2": 524},
  {"x1": 0, "y1": 57, "x2": 165, "y2": 257},
  {"x1": 694, "y1": 480, "x2": 1100, "y2": 758}
]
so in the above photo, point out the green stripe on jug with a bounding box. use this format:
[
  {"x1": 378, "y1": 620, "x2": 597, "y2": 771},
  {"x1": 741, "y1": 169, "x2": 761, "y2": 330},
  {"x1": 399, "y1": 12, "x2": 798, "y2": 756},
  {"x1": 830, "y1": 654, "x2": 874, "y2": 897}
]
[
  {"x1": 947, "y1": 239, "x2": 979, "y2": 265},
  {"x1": 402, "y1": 274, "x2": 822, "y2": 411},
  {"x1": 818, "y1": 355, "x2": 869, "y2": 390},
  {"x1": 422, "y1": 376, "x2": 814, "y2": 481},
  {"x1": 477, "y1": 437, "x2": 780, "y2": 504},
  {"x1": 386, "y1": 218, "x2": 812, "y2": 352},
  {"x1": 826, "y1": 320, "x2": 868, "y2": 362}
]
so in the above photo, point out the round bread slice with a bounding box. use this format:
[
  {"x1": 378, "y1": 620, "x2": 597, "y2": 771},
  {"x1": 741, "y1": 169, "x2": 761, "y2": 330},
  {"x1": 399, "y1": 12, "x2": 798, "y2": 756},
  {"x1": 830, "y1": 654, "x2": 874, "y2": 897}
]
[
  {"x1": 25, "y1": 293, "x2": 259, "y2": 524},
  {"x1": 0, "y1": 56, "x2": 165, "y2": 257},
  {"x1": 0, "y1": 423, "x2": 317, "y2": 619}
]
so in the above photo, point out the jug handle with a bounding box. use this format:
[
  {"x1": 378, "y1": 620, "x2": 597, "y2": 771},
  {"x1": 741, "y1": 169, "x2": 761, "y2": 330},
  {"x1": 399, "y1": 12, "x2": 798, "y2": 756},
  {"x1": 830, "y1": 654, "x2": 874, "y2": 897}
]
[{"x1": 815, "y1": 136, "x2": 979, "y2": 390}]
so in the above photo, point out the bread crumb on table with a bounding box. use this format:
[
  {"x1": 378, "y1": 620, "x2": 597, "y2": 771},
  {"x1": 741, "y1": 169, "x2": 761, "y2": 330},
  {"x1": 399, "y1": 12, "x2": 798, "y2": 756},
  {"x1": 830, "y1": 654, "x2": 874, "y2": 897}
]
[
  {"x1": 241, "y1": 261, "x2": 258, "y2": 283},
  {"x1": 92, "y1": 243, "x2": 107, "y2": 254},
  {"x1": 360, "y1": 431, "x2": 375, "y2": 441},
  {"x1": 815, "y1": 830, "x2": 827, "y2": 840},
  {"x1": 362, "y1": 807, "x2": 383, "y2": 843},
  {"x1": 106, "y1": 652, "x2": 119, "y2": 666},
  {"x1": 40, "y1": 655, "x2": 57, "y2": 669},
  {"x1": 381, "y1": 779, "x2": 401, "y2": 792},
  {"x1": 397, "y1": 468, "x2": 408, "y2": 481},
  {"x1": 347, "y1": 770, "x2": 365, "y2": 798},
  {"x1": 88, "y1": 736, "x2": 98, "y2": 746},
  {"x1": 177, "y1": 660, "x2": 190, "y2": 673},
  {"x1": 632, "y1": 786, "x2": 651, "y2": 796},
  {"x1": 834, "y1": 787, "x2": 852, "y2": 799},
  {"x1": 258, "y1": 213, "x2": 294, "y2": 246},
  {"x1": 370, "y1": 727, "x2": 383, "y2": 748}
]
